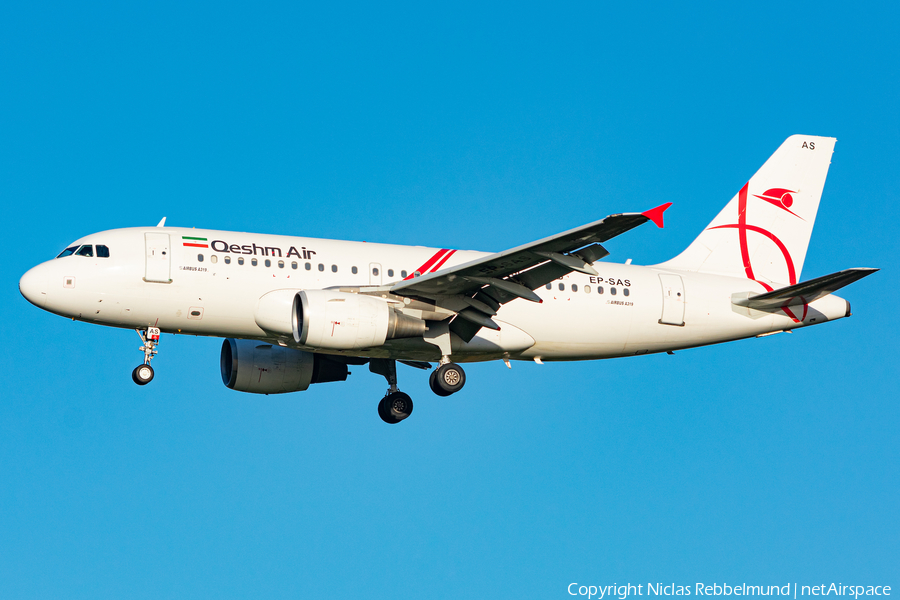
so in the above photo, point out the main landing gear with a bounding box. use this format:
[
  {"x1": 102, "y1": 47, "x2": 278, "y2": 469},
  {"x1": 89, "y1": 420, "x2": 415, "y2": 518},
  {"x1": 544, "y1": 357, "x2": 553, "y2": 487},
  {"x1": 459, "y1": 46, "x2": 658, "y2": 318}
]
[
  {"x1": 370, "y1": 358, "x2": 413, "y2": 424},
  {"x1": 429, "y1": 362, "x2": 466, "y2": 397},
  {"x1": 132, "y1": 327, "x2": 160, "y2": 386},
  {"x1": 370, "y1": 357, "x2": 467, "y2": 424}
]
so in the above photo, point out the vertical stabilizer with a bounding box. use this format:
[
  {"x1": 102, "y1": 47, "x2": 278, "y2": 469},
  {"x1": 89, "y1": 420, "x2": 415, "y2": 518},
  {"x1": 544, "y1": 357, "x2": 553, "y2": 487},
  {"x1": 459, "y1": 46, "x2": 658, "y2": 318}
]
[{"x1": 657, "y1": 135, "x2": 836, "y2": 287}]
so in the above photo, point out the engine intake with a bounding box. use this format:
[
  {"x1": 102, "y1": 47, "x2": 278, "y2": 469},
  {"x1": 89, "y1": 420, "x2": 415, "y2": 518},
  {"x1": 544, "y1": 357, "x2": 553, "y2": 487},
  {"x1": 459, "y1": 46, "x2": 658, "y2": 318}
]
[{"x1": 220, "y1": 338, "x2": 348, "y2": 394}]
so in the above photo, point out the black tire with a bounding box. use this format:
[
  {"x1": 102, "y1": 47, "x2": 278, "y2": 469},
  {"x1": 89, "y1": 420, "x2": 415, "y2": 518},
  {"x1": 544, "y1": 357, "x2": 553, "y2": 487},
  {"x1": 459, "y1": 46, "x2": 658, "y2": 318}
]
[
  {"x1": 377, "y1": 397, "x2": 397, "y2": 424},
  {"x1": 429, "y1": 369, "x2": 452, "y2": 397},
  {"x1": 434, "y1": 363, "x2": 465, "y2": 395},
  {"x1": 132, "y1": 364, "x2": 154, "y2": 385},
  {"x1": 385, "y1": 391, "x2": 413, "y2": 423}
]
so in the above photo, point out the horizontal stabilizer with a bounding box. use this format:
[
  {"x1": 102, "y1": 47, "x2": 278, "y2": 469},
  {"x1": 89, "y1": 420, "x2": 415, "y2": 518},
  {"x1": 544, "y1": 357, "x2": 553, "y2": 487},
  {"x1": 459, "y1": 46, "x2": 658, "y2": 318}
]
[{"x1": 733, "y1": 268, "x2": 878, "y2": 310}]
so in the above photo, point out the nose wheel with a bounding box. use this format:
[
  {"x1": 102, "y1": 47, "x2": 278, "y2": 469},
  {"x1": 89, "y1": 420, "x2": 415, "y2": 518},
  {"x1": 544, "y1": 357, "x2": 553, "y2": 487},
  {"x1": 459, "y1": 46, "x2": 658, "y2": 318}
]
[
  {"x1": 132, "y1": 364, "x2": 155, "y2": 385},
  {"x1": 133, "y1": 327, "x2": 161, "y2": 386}
]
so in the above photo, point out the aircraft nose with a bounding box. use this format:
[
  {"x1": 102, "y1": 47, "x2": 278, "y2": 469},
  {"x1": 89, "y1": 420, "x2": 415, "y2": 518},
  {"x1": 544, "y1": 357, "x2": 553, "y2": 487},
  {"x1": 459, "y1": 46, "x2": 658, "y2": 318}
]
[{"x1": 19, "y1": 265, "x2": 49, "y2": 308}]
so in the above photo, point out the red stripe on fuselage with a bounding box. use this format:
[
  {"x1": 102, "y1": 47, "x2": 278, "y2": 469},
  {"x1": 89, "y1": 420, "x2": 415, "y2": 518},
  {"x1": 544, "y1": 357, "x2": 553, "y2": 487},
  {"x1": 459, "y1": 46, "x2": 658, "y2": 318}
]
[
  {"x1": 430, "y1": 249, "x2": 456, "y2": 272},
  {"x1": 405, "y1": 249, "x2": 449, "y2": 279}
]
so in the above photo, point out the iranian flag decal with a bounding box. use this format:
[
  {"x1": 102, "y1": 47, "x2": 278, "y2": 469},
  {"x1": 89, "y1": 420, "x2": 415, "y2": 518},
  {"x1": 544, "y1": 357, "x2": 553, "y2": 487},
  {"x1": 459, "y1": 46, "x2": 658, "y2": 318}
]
[{"x1": 182, "y1": 236, "x2": 209, "y2": 248}]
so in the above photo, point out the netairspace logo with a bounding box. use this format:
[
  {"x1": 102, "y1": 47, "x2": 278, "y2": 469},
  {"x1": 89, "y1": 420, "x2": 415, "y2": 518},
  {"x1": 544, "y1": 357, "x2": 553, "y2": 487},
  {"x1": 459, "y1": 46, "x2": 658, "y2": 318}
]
[{"x1": 566, "y1": 583, "x2": 892, "y2": 600}]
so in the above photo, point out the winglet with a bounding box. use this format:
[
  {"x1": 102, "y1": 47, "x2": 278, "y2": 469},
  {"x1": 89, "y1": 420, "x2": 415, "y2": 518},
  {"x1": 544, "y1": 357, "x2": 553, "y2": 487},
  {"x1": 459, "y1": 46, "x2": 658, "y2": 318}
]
[
  {"x1": 641, "y1": 203, "x2": 672, "y2": 228},
  {"x1": 156, "y1": 217, "x2": 167, "y2": 227}
]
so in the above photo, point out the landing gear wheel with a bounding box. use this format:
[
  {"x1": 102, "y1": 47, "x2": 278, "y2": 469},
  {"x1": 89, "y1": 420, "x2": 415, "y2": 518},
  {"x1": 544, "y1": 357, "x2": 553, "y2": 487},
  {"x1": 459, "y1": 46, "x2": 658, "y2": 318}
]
[
  {"x1": 378, "y1": 392, "x2": 413, "y2": 424},
  {"x1": 431, "y1": 363, "x2": 465, "y2": 396},
  {"x1": 132, "y1": 364, "x2": 154, "y2": 385},
  {"x1": 429, "y1": 369, "x2": 451, "y2": 397}
]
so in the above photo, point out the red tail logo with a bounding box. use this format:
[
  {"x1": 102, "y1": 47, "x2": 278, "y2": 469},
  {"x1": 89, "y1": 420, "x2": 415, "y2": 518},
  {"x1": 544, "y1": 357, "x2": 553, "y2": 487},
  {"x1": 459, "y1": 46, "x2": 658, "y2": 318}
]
[
  {"x1": 708, "y1": 183, "x2": 806, "y2": 322},
  {"x1": 754, "y1": 188, "x2": 803, "y2": 219}
]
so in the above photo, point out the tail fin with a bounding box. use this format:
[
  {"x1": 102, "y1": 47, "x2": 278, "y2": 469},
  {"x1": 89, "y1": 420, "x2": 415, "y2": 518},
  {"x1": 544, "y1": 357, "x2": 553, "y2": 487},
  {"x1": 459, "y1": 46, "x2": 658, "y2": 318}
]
[{"x1": 658, "y1": 135, "x2": 836, "y2": 286}]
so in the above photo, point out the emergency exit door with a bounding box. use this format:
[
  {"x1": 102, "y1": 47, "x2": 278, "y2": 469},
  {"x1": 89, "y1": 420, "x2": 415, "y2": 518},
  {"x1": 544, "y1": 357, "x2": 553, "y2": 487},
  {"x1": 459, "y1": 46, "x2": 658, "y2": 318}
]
[
  {"x1": 144, "y1": 233, "x2": 172, "y2": 283},
  {"x1": 658, "y1": 273, "x2": 685, "y2": 326}
]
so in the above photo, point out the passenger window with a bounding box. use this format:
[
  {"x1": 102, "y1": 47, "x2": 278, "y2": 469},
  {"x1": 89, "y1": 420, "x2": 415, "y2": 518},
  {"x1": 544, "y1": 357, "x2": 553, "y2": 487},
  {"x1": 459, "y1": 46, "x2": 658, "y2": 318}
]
[
  {"x1": 57, "y1": 246, "x2": 78, "y2": 258},
  {"x1": 388, "y1": 269, "x2": 394, "y2": 277},
  {"x1": 598, "y1": 286, "x2": 604, "y2": 294},
  {"x1": 545, "y1": 283, "x2": 552, "y2": 290},
  {"x1": 96, "y1": 245, "x2": 110, "y2": 258},
  {"x1": 278, "y1": 260, "x2": 284, "y2": 269},
  {"x1": 305, "y1": 262, "x2": 311, "y2": 270},
  {"x1": 611, "y1": 287, "x2": 617, "y2": 295},
  {"x1": 224, "y1": 256, "x2": 231, "y2": 264},
  {"x1": 352, "y1": 266, "x2": 358, "y2": 274},
  {"x1": 211, "y1": 255, "x2": 218, "y2": 263},
  {"x1": 332, "y1": 265, "x2": 337, "y2": 273},
  {"x1": 238, "y1": 257, "x2": 244, "y2": 265},
  {"x1": 401, "y1": 270, "x2": 407, "y2": 278},
  {"x1": 291, "y1": 262, "x2": 298, "y2": 269},
  {"x1": 76, "y1": 245, "x2": 94, "y2": 257},
  {"x1": 318, "y1": 263, "x2": 324, "y2": 272},
  {"x1": 251, "y1": 258, "x2": 258, "y2": 266},
  {"x1": 623, "y1": 288, "x2": 630, "y2": 296},
  {"x1": 264, "y1": 259, "x2": 271, "y2": 267},
  {"x1": 197, "y1": 254, "x2": 204, "y2": 262},
  {"x1": 585, "y1": 285, "x2": 591, "y2": 294},
  {"x1": 558, "y1": 283, "x2": 565, "y2": 291},
  {"x1": 571, "y1": 284, "x2": 578, "y2": 292}
]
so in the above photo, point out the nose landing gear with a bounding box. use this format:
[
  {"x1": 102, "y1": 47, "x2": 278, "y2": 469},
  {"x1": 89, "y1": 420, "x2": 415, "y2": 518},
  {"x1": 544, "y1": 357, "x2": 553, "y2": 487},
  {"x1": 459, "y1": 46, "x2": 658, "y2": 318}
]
[{"x1": 132, "y1": 327, "x2": 160, "y2": 386}]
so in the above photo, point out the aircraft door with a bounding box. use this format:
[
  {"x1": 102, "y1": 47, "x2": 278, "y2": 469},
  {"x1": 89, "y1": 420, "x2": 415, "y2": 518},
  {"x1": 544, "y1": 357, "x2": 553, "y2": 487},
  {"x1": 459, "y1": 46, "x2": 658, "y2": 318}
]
[
  {"x1": 658, "y1": 273, "x2": 685, "y2": 326},
  {"x1": 369, "y1": 263, "x2": 382, "y2": 285},
  {"x1": 144, "y1": 233, "x2": 172, "y2": 283}
]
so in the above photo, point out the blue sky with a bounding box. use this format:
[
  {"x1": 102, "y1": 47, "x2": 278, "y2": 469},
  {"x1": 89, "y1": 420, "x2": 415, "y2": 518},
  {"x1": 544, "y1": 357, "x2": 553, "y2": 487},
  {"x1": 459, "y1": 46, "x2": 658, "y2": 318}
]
[{"x1": 1, "y1": 1, "x2": 898, "y2": 598}]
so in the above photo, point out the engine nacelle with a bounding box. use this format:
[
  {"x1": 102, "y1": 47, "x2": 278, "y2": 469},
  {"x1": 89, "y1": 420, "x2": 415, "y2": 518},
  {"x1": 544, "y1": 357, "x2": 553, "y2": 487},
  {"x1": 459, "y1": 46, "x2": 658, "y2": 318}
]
[
  {"x1": 255, "y1": 289, "x2": 302, "y2": 340},
  {"x1": 220, "y1": 338, "x2": 348, "y2": 394},
  {"x1": 296, "y1": 290, "x2": 426, "y2": 350}
]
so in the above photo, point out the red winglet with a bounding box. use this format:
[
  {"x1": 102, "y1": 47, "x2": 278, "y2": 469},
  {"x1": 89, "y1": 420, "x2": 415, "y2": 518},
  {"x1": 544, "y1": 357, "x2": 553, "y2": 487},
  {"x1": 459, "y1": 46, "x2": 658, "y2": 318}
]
[{"x1": 641, "y1": 202, "x2": 672, "y2": 228}]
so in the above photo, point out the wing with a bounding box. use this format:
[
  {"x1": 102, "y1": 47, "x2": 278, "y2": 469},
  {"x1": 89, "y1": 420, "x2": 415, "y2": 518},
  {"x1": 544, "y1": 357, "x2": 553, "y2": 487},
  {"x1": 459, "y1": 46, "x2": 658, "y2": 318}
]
[
  {"x1": 733, "y1": 267, "x2": 878, "y2": 311},
  {"x1": 388, "y1": 203, "x2": 672, "y2": 340}
]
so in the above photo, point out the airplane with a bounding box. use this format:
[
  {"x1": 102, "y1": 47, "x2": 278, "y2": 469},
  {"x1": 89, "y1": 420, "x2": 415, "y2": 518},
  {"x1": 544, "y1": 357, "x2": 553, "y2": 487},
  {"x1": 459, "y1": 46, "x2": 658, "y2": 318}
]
[{"x1": 19, "y1": 135, "x2": 877, "y2": 424}]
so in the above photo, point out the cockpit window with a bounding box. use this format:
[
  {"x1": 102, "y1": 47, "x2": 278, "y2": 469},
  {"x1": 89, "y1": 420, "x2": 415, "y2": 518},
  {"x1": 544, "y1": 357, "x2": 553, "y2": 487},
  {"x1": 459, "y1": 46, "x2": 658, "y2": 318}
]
[{"x1": 57, "y1": 244, "x2": 109, "y2": 258}]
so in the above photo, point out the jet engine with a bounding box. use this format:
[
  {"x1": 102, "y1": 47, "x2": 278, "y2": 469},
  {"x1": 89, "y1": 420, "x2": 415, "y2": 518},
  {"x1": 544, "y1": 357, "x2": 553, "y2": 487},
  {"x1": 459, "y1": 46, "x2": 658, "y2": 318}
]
[
  {"x1": 297, "y1": 289, "x2": 428, "y2": 349},
  {"x1": 254, "y1": 289, "x2": 426, "y2": 350},
  {"x1": 220, "y1": 338, "x2": 348, "y2": 394}
]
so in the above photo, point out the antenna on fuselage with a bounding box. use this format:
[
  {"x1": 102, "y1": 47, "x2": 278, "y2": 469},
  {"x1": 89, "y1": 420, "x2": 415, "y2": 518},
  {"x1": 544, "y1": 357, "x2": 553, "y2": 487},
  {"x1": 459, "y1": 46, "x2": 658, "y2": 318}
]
[{"x1": 156, "y1": 217, "x2": 167, "y2": 227}]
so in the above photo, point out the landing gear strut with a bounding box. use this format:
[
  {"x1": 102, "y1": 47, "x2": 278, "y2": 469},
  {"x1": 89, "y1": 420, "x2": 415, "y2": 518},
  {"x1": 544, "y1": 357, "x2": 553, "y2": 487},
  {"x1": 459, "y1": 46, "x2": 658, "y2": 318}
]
[
  {"x1": 370, "y1": 358, "x2": 413, "y2": 424},
  {"x1": 132, "y1": 327, "x2": 160, "y2": 386},
  {"x1": 429, "y1": 361, "x2": 466, "y2": 397}
]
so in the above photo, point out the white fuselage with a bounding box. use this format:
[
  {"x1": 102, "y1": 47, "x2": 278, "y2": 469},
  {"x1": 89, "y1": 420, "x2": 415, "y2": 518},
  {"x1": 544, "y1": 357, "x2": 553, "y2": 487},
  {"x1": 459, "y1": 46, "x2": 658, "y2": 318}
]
[{"x1": 19, "y1": 226, "x2": 850, "y2": 363}]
